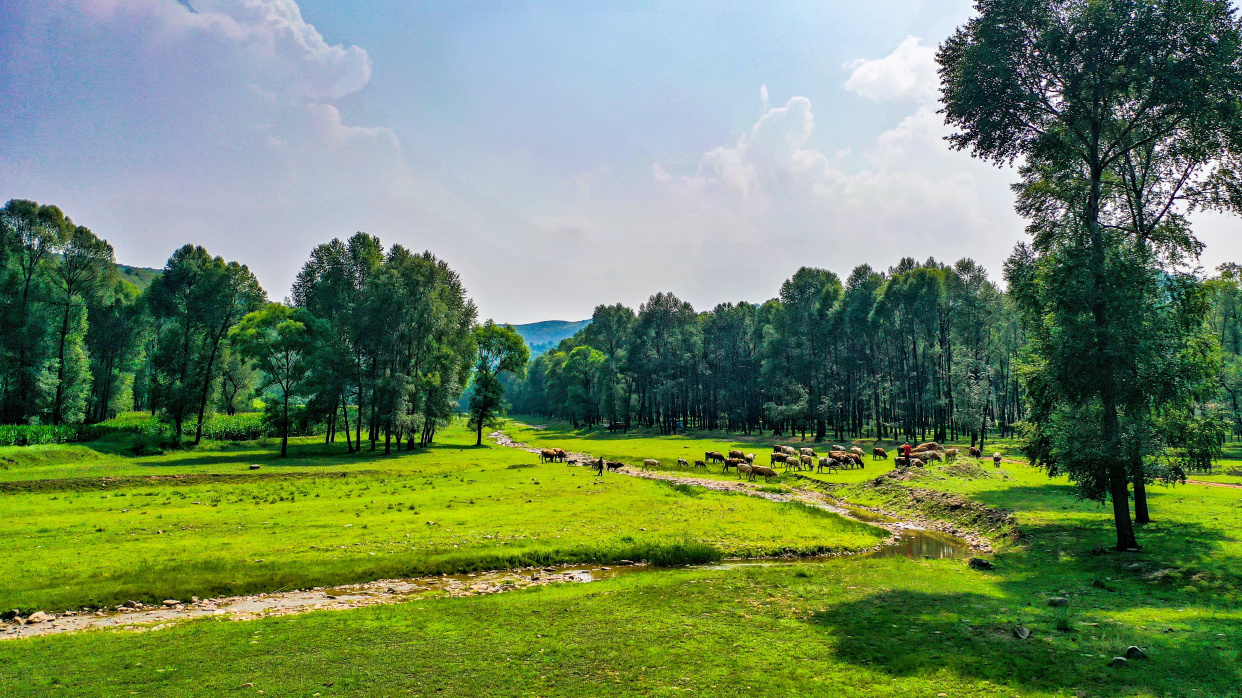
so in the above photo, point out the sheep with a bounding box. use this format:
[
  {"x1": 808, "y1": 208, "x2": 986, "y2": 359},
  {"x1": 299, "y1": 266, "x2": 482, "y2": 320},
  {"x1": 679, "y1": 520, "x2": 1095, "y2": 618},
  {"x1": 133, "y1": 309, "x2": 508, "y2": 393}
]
[
  {"x1": 945, "y1": 448, "x2": 959, "y2": 461},
  {"x1": 643, "y1": 458, "x2": 660, "y2": 471},
  {"x1": 738, "y1": 461, "x2": 754, "y2": 480},
  {"x1": 751, "y1": 465, "x2": 778, "y2": 482},
  {"x1": 872, "y1": 447, "x2": 888, "y2": 460},
  {"x1": 728, "y1": 449, "x2": 745, "y2": 460},
  {"x1": 850, "y1": 446, "x2": 865, "y2": 458},
  {"x1": 540, "y1": 449, "x2": 557, "y2": 463},
  {"x1": 921, "y1": 451, "x2": 944, "y2": 463},
  {"x1": 969, "y1": 447, "x2": 982, "y2": 458},
  {"x1": 706, "y1": 451, "x2": 726, "y2": 464},
  {"x1": 693, "y1": 459, "x2": 707, "y2": 469},
  {"x1": 723, "y1": 457, "x2": 741, "y2": 473},
  {"x1": 744, "y1": 453, "x2": 756, "y2": 464},
  {"x1": 677, "y1": 457, "x2": 689, "y2": 468}
]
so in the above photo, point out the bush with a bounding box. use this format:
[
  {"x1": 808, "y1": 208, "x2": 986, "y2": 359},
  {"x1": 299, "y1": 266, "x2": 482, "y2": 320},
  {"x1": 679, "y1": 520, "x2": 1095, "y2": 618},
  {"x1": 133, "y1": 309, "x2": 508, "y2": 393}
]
[
  {"x1": 186, "y1": 413, "x2": 267, "y2": 441},
  {"x1": 0, "y1": 424, "x2": 81, "y2": 446}
]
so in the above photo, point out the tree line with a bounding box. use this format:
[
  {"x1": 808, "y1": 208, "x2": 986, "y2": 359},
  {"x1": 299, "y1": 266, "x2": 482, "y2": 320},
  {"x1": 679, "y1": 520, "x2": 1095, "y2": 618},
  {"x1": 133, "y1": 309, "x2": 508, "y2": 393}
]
[
  {"x1": 508, "y1": 257, "x2": 1024, "y2": 452},
  {"x1": 0, "y1": 210, "x2": 527, "y2": 456}
]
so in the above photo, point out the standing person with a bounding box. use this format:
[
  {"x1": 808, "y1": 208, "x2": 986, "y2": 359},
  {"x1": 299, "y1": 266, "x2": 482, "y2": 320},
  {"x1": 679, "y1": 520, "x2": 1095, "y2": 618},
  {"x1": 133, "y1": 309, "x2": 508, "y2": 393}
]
[{"x1": 901, "y1": 442, "x2": 912, "y2": 459}]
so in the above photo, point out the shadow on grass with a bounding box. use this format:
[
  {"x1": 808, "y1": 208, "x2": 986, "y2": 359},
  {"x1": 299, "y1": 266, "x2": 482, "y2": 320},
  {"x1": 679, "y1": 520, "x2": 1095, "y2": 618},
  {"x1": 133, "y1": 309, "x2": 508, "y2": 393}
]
[{"x1": 808, "y1": 514, "x2": 1242, "y2": 696}]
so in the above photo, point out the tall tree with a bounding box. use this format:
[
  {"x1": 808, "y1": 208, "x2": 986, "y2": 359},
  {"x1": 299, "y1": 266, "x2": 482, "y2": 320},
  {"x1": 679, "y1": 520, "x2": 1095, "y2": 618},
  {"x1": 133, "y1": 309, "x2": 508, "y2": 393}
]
[
  {"x1": 939, "y1": 0, "x2": 1242, "y2": 549},
  {"x1": 48, "y1": 225, "x2": 115, "y2": 424},
  {"x1": 468, "y1": 321, "x2": 528, "y2": 446},
  {"x1": 230, "y1": 303, "x2": 320, "y2": 457}
]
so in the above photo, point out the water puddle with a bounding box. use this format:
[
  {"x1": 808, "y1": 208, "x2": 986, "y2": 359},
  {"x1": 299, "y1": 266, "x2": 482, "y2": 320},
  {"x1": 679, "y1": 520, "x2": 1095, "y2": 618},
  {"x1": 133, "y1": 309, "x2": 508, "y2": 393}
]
[{"x1": 867, "y1": 528, "x2": 973, "y2": 560}]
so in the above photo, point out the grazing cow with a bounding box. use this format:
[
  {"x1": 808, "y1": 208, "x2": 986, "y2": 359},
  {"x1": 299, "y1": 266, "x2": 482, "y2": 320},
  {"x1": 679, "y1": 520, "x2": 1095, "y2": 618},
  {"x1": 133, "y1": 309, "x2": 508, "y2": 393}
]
[
  {"x1": 800, "y1": 454, "x2": 814, "y2": 469},
  {"x1": 817, "y1": 456, "x2": 837, "y2": 474},
  {"x1": 706, "y1": 451, "x2": 726, "y2": 464},
  {"x1": 553, "y1": 448, "x2": 568, "y2": 462},
  {"x1": 945, "y1": 448, "x2": 959, "y2": 461},
  {"x1": 693, "y1": 459, "x2": 707, "y2": 469},
  {"x1": 773, "y1": 445, "x2": 783, "y2": 453},
  {"x1": 800, "y1": 447, "x2": 816, "y2": 457},
  {"x1": 728, "y1": 449, "x2": 745, "y2": 460},
  {"x1": 744, "y1": 453, "x2": 756, "y2": 464},
  {"x1": 606, "y1": 460, "x2": 625, "y2": 471},
  {"x1": 922, "y1": 451, "x2": 943, "y2": 463},
  {"x1": 969, "y1": 447, "x2": 982, "y2": 458},
  {"x1": 771, "y1": 452, "x2": 788, "y2": 467},
  {"x1": 850, "y1": 446, "x2": 865, "y2": 458},
  {"x1": 872, "y1": 447, "x2": 888, "y2": 460},
  {"x1": 723, "y1": 458, "x2": 741, "y2": 473},
  {"x1": 850, "y1": 453, "x2": 865, "y2": 468},
  {"x1": 540, "y1": 449, "x2": 557, "y2": 463},
  {"x1": 909, "y1": 457, "x2": 924, "y2": 468},
  {"x1": 782, "y1": 446, "x2": 798, "y2": 456},
  {"x1": 677, "y1": 458, "x2": 689, "y2": 468},
  {"x1": 738, "y1": 462, "x2": 754, "y2": 480},
  {"x1": 643, "y1": 458, "x2": 660, "y2": 471},
  {"x1": 916, "y1": 442, "x2": 941, "y2": 452},
  {"x1": 751, "y1": 465, "x2": 778, "y2": 482}
]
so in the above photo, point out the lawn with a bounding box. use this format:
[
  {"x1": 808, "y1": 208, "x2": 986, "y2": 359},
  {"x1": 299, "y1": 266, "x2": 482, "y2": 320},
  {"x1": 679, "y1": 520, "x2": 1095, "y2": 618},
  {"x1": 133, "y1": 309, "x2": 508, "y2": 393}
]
[
  {"x1": 0, "y1": 420, "x2": 884, "y2": 612},
  {"x1": 1, "y1": 418, "x2": 1239, "y2": 696}
]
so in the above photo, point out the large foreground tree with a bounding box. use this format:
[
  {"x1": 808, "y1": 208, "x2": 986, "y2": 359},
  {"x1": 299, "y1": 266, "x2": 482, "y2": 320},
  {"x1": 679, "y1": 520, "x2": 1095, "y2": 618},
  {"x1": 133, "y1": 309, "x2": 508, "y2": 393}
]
[{"x1": 940, "y1": 0, "x2": 1242, "y2": 548}]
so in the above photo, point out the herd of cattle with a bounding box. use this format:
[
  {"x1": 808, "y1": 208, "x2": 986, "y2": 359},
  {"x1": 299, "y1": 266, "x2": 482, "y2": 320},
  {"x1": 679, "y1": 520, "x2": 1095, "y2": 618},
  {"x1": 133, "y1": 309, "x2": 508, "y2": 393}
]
[{"x1": 538, "y1": 441, "x2": 987, "y2": 482}]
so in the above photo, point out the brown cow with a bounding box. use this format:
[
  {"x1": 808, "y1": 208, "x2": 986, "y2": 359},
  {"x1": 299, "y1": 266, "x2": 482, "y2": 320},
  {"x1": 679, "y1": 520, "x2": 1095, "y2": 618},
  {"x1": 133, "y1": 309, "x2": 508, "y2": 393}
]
[
  {"x1": 723, "y1": 458, "x2": 741, "y2": 473},
  {"x1": 969, "y1": 447, "x2": 982, "y2": 458},
  {"x1": 744, "y1": 453, "x2": 756, "y2": 464},
  {"x1": 553, "y1": 448, "x2": 568, "y2": 462},
  {"x1": 800, "y1": 447, "x2": 816, "y2": 457},
  {"x1": 945, "y1": 448, "x2": 959, "y2": 461},
  {"x1": 921, "y1": 451, "x2": 943, "y2": 463},
  {"x1": 909, "y1": 457, "x2": 924, "y2": 468},
  {"x1": 706, "y1": 451, "x2": 725, "y2": 464},
  {"x1": 817, "y1": 456, "x2": 837, "y2": 474},
  {"x1": 800, "y1": 454, "x2": 814, "y2": 469},
  {"x1": 751, "y1": 465, "x2": 778, "y2": 482},
  {"x1": 850, "y1": 446, "x2": 865, "y2": 458},
  {"x1": 916, "y1": 442, "x2": 941, "y2": 452},
  {"x1": 539, "y1": 449, "x2": 557, "y2": 463},
  {"x1": 728, "y1": 449, "x2": 745, "y2": 460},
  {"x1": 872, "y1": 447, "x2": 888, "y2": 460}
]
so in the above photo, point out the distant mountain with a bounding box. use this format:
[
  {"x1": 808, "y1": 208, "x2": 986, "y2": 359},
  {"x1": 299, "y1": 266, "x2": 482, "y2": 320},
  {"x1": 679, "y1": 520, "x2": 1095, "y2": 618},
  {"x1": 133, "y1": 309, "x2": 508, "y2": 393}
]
[
  {"x1": 117, "y1": 263, "x2": 161, "y2": 290},
  {"x1": 510, "y1": 319, "x2": 591, "y2": 355}
]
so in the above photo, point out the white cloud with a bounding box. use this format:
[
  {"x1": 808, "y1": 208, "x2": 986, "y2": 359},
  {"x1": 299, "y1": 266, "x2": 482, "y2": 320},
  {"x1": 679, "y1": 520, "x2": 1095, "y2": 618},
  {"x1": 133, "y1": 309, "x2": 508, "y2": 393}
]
[
  {"x1": 844, "y1": 36, "x2": 938, "y2": 105},
  {"x1": 652, "y1": 163, "x2": 672, "y2": 182},
  {"x1": 693, "y1": 96, "x2": 830, "y2": 198}
]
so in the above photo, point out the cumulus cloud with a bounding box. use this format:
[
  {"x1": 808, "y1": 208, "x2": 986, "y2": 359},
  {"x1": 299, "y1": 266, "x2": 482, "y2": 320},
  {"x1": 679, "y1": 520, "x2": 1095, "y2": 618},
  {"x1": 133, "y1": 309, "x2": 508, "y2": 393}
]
[
  {"x1": 844, "y1": 36, "x2": 939, "y2": 105},
  {"x1": 693, "y1": 96, "x2": 830, "y2": 198}
]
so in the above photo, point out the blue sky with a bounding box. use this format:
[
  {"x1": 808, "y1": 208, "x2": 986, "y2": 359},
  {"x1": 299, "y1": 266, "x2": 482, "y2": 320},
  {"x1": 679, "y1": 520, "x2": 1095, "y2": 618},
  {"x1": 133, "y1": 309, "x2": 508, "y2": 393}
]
[{"x1": 2, "y1": 1, "x2": 1238, "y2": 322}]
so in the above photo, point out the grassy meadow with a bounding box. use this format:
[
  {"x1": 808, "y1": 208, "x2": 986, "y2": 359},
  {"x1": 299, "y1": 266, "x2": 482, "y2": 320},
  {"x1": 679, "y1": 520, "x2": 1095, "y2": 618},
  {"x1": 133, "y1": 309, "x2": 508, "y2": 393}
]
[{"x1": 0, "y1": 416, "x2": 1238, "y2": 696}]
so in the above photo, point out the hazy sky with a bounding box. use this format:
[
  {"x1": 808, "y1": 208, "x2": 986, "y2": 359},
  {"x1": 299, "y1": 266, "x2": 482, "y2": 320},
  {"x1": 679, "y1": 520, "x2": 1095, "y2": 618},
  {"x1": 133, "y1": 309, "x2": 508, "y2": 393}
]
[{"x1": 2, "y1": 0, "x2": 1239, "y2": 323}]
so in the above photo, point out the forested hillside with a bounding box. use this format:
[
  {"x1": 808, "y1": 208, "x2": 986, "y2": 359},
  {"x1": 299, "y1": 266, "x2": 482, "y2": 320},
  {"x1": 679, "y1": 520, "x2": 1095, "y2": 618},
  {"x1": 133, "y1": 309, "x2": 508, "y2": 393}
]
[{"x1": 512, "y1": 320, "x2": 591, "y2": 355}]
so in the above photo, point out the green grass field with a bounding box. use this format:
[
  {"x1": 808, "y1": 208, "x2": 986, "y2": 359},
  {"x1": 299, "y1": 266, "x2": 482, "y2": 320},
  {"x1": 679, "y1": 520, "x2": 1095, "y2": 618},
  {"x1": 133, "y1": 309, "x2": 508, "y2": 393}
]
[{"x1": 0, "y1": 417, "x2": 1239, "y2": 696}]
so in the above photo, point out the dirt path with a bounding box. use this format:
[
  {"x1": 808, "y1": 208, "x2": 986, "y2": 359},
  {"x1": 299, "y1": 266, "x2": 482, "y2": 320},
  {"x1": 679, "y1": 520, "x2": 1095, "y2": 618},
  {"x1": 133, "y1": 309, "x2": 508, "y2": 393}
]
[
  {"x1": 488, "y1": 431, "x2": 993, "y2": 552},
  {"x1": 1187, "y1": 479, "x2": 1242, "y2": 489},
  {"x1": 2, "y1": 565, "x2": 618, "y2": 641}
]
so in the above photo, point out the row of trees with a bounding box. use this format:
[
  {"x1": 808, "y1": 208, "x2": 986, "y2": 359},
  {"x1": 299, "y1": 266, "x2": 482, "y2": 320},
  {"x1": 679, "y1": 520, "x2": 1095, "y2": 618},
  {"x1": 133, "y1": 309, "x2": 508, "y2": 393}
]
[
  {"x1": 0, "y1": 207, "x2": 529, "y2": 456},
  {"x1": 509, "y1": 256, "x2": 1024, "y2": 450}
]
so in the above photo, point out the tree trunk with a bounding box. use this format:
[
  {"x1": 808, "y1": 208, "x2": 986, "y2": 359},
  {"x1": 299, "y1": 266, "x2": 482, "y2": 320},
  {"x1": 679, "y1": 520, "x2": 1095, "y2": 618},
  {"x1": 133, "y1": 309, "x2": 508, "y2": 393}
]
[
  {"x1": 280, "y1": 392, "x2": 289, "y2": 458},
  {"x1": 52, "y1": 300, "x2": 72, "y2": 425},
  {"x1": 1133, "y1": 474, "x2": 1150, "y2": 525}
]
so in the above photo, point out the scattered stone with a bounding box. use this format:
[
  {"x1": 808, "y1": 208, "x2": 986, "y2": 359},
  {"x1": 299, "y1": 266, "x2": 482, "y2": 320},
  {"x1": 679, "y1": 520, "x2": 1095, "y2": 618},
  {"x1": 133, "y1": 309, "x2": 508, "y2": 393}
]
[
  {"x1": 617, "y1": 560, "x2": 634, "y2": 566},
  {"x1": 1108, "y1": 657, "x2": 1128, "y2": 667},
  {"x1": 1047, "y1": 597, "x2": 1069, "y2": 607},
  {"x1": 162, "y1": 600, "x2": 180, "y2": 607},
  {"x1": 1, "y1": 609, "x2": 18, "y2": 621},
  {"x1": 249, "y1": 465, "x2": 260, "y2": 470},
  {"x1": 122, "y1": 600, "x2": 140, "y2": 609},
  {"x1": 1125, "y1": 646, "x2": 1146, "y2": 659},
  {"x1": 967, "y1": 557, "x2": 993, "y2": 570},
  {"x1": 26, "y1": 611, "x2": 49, "y2": 623},
  {"x1": 1014, "y1": 626, "x2": 1030, "y2": 639}
]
